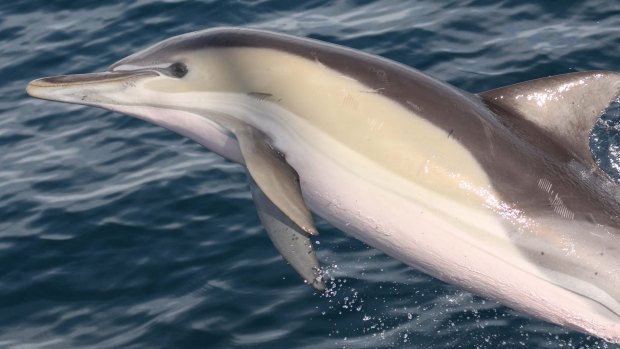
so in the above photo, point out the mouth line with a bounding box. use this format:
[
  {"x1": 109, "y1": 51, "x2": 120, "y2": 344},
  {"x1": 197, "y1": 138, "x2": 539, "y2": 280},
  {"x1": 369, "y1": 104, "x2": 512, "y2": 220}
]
[{"x1": 28, "y1": 70, "x2": 159, "y2": 88}]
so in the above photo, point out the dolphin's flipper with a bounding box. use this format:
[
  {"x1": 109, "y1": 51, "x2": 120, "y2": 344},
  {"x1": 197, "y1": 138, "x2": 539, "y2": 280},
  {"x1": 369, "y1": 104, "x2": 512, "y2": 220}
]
[
  {"x1": 236, "y1": 126, "x2": 318, "y2": 236},
  {"x1": 479, "y1": 71, "x2": 620, "y2": 167},
  {"x1": 249, "y1": 176, "x2": 325, "y2": 291}
]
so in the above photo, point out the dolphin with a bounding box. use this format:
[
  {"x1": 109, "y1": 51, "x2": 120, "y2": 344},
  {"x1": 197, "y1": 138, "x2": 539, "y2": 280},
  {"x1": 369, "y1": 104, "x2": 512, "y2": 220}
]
[{"x1": 26, "y1": 27, "x2": 620, "y2": 343}]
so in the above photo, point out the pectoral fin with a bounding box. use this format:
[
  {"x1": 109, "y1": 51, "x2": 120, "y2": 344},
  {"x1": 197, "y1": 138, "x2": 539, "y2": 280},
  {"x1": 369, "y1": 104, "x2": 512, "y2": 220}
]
[
  {"x1": 234, "y1": 125, "x2": 322, "y2": 289},
  {"x1": 236, "y1": 126, "x2": 317, "y2": 235},
  {"x1": 249, "y1": 177, "x2": 325, "y2": 291}
]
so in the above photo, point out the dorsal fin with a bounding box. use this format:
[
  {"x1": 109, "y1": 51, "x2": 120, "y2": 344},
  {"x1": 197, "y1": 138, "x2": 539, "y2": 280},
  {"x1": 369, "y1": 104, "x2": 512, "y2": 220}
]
[{"x1": 479, "y1": 71, "x2": 620, "y2": 167}]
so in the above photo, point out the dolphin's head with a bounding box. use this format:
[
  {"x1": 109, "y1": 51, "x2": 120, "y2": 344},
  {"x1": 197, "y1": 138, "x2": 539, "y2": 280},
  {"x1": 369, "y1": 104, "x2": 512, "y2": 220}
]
[
  {"x1": 24, "y1": 28, "x2": 293, "y2": 162},
  {"x1": 26, "y1": 28, "x2": 305, "y2": 110},
  {"x1": 27, "y1": 30, "x2": 224, "y2": 109}
]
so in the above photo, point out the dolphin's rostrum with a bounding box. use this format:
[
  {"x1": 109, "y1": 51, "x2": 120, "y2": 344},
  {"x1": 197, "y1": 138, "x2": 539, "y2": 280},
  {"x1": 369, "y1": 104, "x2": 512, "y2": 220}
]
[{"x1": 26, "y1": 27, "x2": 620, "y2": 343}]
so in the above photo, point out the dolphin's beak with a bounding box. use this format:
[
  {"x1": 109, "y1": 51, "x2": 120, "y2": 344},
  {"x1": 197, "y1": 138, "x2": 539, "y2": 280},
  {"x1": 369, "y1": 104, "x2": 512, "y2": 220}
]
[{"x1": 26, "y1": 70, "x2": 158, "y2": 105}]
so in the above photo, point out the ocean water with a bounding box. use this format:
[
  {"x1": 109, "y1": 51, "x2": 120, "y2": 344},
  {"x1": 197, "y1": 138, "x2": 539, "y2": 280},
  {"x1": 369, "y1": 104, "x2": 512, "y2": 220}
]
[{"x1": 2, "y1": 0, "x2": 620, "y2": 348}]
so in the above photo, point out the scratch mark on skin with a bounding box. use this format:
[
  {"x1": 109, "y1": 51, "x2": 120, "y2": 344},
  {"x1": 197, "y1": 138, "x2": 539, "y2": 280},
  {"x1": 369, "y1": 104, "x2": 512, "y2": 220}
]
[
  {"x1": 370, "y1": 67, "x2": 390, "y2": 87},
  {"x1": 367, "y1": 117, "x2": 384, "y2": 132},
  {"x1": 538, "y1": 178, "x2": 575, "y2": 220},
  {"x1": 311, "y1": 51, "x2": 327, "y2": 69},
  {"x1": 342, "y1": 93, "x2": 359, "y2": 110},
  {"x1": 359, "y1": 87, "x2": 385, "y2": 94},
  {"x1": 247, "y1": 91, "x2": 274, "y2": 101},
  {"x1": 406, "y1": 100, "x2": 423, "y2": 112}
]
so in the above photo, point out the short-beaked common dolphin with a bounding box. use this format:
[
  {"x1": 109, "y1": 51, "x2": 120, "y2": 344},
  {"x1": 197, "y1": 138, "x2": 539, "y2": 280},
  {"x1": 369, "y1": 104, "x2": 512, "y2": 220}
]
[{"x1": 26, "y1": 27, "x2": 620, "y2": 343}]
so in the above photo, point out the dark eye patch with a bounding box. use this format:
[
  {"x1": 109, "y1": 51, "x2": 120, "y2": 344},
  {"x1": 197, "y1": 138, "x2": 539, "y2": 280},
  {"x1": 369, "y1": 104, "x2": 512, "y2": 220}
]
[{"x1": 169, "y1": 62, "x2": 188, "y2": 78}]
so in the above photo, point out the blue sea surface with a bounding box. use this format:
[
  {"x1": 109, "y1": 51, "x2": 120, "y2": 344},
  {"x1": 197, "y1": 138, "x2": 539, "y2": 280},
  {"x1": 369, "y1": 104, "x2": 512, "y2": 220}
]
[{"x1": 2, "y1": 1, "x2": 620, "y2": 348}]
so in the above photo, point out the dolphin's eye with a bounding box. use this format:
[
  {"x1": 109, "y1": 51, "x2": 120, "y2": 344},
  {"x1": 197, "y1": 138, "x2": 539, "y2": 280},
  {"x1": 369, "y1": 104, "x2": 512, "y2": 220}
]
[{"x1": 169, "y1": 62, "x2": 188, "y2": 78}]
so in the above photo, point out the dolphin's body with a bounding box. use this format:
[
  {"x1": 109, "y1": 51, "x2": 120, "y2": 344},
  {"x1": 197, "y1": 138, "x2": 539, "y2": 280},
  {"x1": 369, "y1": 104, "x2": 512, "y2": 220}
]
[{"x1": 26, "y1": 28, "x2": 620, "y2": 343}]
